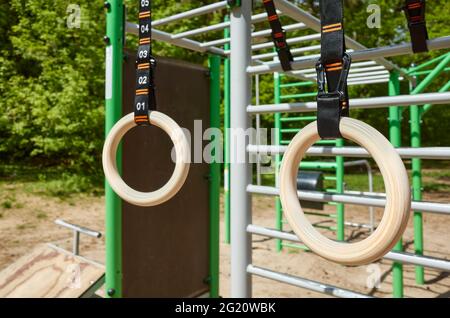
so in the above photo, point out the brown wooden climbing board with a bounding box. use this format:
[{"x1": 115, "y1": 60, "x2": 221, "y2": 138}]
[{"x1": 0, "y1": 244, "x2": 104, "y2": 298}]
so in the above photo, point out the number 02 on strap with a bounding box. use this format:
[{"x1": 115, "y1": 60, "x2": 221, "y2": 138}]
[{"x1": 102, "y1": 0, "x2": 190, "y2": 207}]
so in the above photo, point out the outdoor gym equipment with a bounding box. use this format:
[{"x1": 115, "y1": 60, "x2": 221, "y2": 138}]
[
  {"x1": 104, "y1": 0, "x2": 450, "y2": 298},
  {"x1": 103, "y1": 0, "x2": 190, "y2": 207}
]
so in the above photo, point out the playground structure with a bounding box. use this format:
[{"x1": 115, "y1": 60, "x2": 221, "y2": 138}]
[
  {"x1": 119, "y1": 0, "x2": 450, "y2": 298},
  {"x1": 1, "y1": 0, "x2": 450, "y2": 298}
]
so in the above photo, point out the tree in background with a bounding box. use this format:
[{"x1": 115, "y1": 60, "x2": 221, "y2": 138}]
[
  {"x1": 0, "y1": 0, "x2": 449, "y2": 182},
  {"x1": 0, "y1": 0, "x2": 105, "y2": 175}
]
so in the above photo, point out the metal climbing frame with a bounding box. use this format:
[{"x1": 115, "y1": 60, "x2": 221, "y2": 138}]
[
  {"x1": 105, "y1": 0, "x2": 450, "y2": 298},
  {"x1": 231, "y1": 0, "x2": 450, "y2": 298}
]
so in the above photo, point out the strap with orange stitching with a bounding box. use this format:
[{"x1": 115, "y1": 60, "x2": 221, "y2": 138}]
[
  {"x1": 403, "y1": 0, "x2": 428, "y2": 53},
  {"x1": 316, "y1": 0, "x2": 351, "y2": 139},
  {"x1": 134, "y1": 0, "x2": 157, "y2": 126},
  {"x1": 262, "y1": 0, "x2": 293, "y2": 71}
]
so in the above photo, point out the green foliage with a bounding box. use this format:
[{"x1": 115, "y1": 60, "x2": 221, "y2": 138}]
[
  {"x1": 0, "y1": 0, "x2": 449, "y2": 191},
  {"x1": 0, "y1": 0, "x2": 105, "y2": 177}
]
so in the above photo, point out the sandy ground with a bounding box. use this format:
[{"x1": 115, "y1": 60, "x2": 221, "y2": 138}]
[{"x1": 0, "y1": 183, "x2": 449, "y2": 298}]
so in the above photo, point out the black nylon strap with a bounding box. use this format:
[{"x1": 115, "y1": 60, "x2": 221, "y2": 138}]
[
  {"x1": 316, "y1": 0, "x2": 350, "y2": 139},
  {"x1": 134, "y1": 0, "x2": 157, "y2": 125},
  {"x1": 403, "y1": 0, "x2": 429, "y2": 53},
  {"x1": 262, "y1": 0, "x2": 293, "y2": 71}
]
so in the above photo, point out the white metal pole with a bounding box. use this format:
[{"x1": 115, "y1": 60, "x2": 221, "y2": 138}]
[
  {"x1": 230, "y1": 0, "x2": 252, "y2": 298},
  {"x1": 247, "y1": 185, "x2": 450, "y2": 215},
  {"x1": 248, "y1": 36, "x2": 450, "y2": 75},
  {"x1": 256, "y1": 74, "x2": 261, "y2": 186},
  {"x1": 247, "y1": 92, "x2": 450, "y2": 114},
  {"x1": 247, "y1": 145, "x2": 450, "y2": 160},
  {"x1": 152, "y1": 1, "x2": 228, "y2": 27}
]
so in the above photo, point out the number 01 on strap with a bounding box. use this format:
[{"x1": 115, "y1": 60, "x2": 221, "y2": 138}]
[{"x1": 102, "y1": 0, "x2": 190, "y2": 207}]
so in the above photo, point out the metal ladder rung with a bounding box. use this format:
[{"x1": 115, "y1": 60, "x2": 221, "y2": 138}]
[{"x1": 280, "y1": 116, "x2": 317, "y2": 122}]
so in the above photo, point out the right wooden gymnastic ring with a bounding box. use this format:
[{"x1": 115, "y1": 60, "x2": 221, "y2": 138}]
[{"x1": 279, "y1": 117, "x2": 411, "y2": 265}]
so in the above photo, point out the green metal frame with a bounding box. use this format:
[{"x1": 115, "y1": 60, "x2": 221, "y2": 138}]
[
  {"x1": 274, "y1": 72, "x2": 283, "y2": 252},
  {"x1": 407, "y1": 53, "x2": 450, "y2": 286},
  {"x1": 388, "y1": 71, "x2": 403, "y2": 298},
  {"x1": 208, "y1": 55, "x2": 221, "y2": 298},
  {"x1": 105, "y1": 0, "x2": 124, "y2": 298},
  {"x1": 105, "y1": 1, "x2": 221, "y2": 298},
  {"x1": 387, "y1": 52, "x2": 450, "y2": 298}
]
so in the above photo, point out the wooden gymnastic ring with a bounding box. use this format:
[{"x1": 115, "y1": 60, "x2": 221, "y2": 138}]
[
  {"x1": 279, "y1": 117, "x2": 411, "y2": 265},
  {"x1": 102, "y1": 112, "x2": 190, "y2": 207}
]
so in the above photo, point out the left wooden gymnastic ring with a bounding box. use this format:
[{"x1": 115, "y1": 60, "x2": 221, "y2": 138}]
[{"x1": 102, "y1": 112, "x2": 190, "y2": 207}]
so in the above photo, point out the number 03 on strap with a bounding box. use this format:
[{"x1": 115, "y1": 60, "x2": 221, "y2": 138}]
[
  {"x1": 102, "y1": 0, "x2": 190, "y2": 207},
  {"x1": 279, "y1": 0, "x2": 411, "y2": 265}
]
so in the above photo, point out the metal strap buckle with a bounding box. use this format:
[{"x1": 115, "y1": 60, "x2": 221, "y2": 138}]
[{"x1": 316, "y1": 53, "x2": 352, "y2": 102}]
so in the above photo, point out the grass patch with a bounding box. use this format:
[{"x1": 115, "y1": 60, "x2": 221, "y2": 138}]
[
  {"x1": 16, "y1": 223, "x2": 36, "y2": 230},
  {"x1": 0, "y1": 164, "x2": 103, "y2": 198},
  {"x1": 36, "y1": 211, "x2": 48, "y2": 220},
  {"x1": 1, "y1": 200, "x2": 13, "y2": 209},
  {"x1": 24, "y1": 174, "x2": 98, "y2": 198},
  {"x1": 1, "y1": 195, "x2": 16, "y2": 209},
  {"x1": 342, "y1": 173, "x2": 385, "y2": 192},
  {"x1": 423, "y1": 183, "x2": 450, "y2": 192},
  {"x1": 421, "y1": 170, "x2": 450, "y2": 192},
  {"x1": 15, "y1": 203, "x2": 24, "y2": 209}
]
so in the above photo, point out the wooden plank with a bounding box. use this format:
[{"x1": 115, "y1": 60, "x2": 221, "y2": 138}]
[
  {"x1": 121, "y1": 53, "x2": 211, "y2": 297},
  {"x1": 0, "y1": 244, "x2": 104, "y2": 298}
]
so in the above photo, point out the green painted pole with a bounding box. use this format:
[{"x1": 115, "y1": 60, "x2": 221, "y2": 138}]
[
  {"x1": 105, "y1": 0, "x2": 124, "y2": 298},
  {"x1": 274, "y1": 71, "x2": 283, "y2": 252},
  {"x1": 400, "y1": 53, "x2": 450, "y2": 117},
  {"x1": 422, "y1": 80, "x2": 450, "y2": 114},
  {"x1": 410, "y1": 67, "x2": 450, "y2": 77},
  {"x1": 208, "y1": 55, "x2": 221, "y2": 298},
  {"x1": 412, "y1": 53, "x2": 450, "y2": 95},
  {"x1": 388, "y1": 71, "x2": 403, "y2": 298},
  {"x1": 406, "y1": 54, "x2": 450, "y2": 285},
  {"x1": 409, "y1": 80, "x2": 424, "y2": 285},
  {"x1": 280, "y1": 81, "x2": 315, "y2": 88},
  {"x1": 280, "y1": 116, "x2": 317, "y2": 122},
  {"x1": 281, "y1": 92, "x2": 317, "y2": 99},
  {"x1": 407, "y1": 53, "x2": 448, "y2": 73},
  {"x1": 223, "y1": 17, "x2": 231, "y2": 244},
  {"x1": 335, "y1": 138, "x2": 345, "y2": 241}
]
